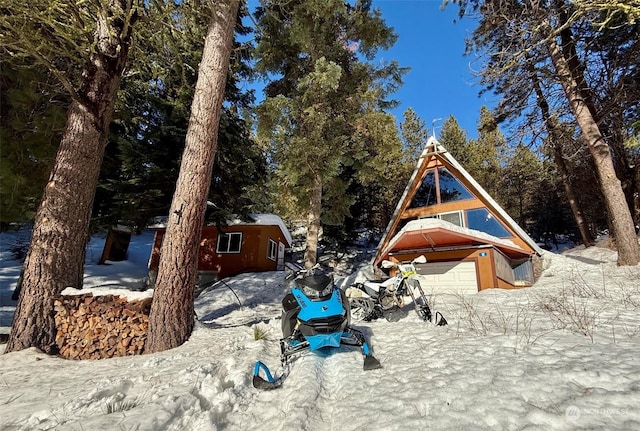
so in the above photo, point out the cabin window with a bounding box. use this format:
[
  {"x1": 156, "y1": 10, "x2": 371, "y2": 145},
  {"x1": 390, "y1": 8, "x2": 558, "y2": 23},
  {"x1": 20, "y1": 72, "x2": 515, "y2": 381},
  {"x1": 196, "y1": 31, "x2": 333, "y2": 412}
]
[
  {"x1": 409, "y1": 167, "x2": 473, "y2": 209},
  {"x1": 216, "y1": 232, "x2": 242, "y2": 253},
  {"x1": 267, "y1": 239, "x2": 277, "y2": 261},
  {"x1": 440, "y1": 210, "x2": 463, "y2": 226},
  {"x1": 410, "y1": 170, "x2": 437, "y2": 208},
  {"x1": 438, "y1": 168, "x2": 474, "y2": 203},
  {"x1": 420, "y1": 210, "x2": 464, "y2": 227},
  {"x1": 466, "y1": 208, "x2": 511, "y2": 238}
]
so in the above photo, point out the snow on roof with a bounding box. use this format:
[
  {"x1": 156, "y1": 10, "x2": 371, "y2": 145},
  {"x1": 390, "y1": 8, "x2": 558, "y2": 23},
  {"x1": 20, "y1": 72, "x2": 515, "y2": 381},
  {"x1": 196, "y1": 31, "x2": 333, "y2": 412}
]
[
  {"x1": 389, "y1": 218, "x2": 525, "y2": 253},
  {"x1": 147, "y1": 217, "x2": 168, "y2": 229},
  {"x1": 372, "y1": 136, "x2": 544, "y2": 265},
  {"x1": 149, "y1": 214, "x2": 293, "y2": 247},
  {"x1": 228, "y1": 213, "x2": 293, "y2": 246}
]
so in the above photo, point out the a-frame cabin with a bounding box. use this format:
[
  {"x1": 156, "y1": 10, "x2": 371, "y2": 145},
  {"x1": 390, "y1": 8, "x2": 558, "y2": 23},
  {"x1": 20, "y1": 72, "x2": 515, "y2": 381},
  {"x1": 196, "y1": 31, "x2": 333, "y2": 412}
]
[{"x1": 373, "y1": 136, "x2": 543, "y2": 294}]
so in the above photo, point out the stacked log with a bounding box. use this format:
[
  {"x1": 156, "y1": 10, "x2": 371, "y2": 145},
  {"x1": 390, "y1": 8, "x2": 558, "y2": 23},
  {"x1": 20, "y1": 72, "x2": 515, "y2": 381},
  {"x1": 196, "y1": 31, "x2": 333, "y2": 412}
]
[{"x1": 54, "y1": 293, "x2": 152, "y2": 360}]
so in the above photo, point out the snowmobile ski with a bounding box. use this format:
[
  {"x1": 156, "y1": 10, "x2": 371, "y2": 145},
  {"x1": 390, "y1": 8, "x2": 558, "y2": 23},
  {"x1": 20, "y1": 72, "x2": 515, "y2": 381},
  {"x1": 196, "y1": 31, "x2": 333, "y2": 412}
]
[
  {"x1": 252, "y1": 262, "x2": 383, "y2": 391},
  {"x1": 252, "y1": 327, "x2": 382, "y2": 389},
  {"x1": 252, "y1": 361, "x2": 284, "y2": 390}
]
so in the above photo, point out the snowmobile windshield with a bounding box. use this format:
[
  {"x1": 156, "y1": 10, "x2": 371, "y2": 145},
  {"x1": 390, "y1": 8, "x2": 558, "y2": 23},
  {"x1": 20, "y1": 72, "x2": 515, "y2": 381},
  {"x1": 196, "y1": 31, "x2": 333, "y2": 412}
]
[{"x1": 296, "y1": 274, "x2": 334, "y2": 300}]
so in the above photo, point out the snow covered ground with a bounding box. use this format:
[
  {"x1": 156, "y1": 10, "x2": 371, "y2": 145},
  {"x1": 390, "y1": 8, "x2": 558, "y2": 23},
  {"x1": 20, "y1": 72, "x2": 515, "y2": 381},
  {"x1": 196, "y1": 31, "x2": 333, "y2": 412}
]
[{"x1": 1, "y1": 229, "x2": 639, "y2": 430}]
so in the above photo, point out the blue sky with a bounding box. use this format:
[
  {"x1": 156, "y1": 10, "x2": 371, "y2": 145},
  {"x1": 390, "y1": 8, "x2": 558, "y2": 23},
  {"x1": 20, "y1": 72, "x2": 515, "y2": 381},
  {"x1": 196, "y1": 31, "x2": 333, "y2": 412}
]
[
  {"x1": 372, "y1": 0, "x2": 494, "y2": 140},
  {"x1": 245, "y1": 0, "x2": 495, "y2": 140}
]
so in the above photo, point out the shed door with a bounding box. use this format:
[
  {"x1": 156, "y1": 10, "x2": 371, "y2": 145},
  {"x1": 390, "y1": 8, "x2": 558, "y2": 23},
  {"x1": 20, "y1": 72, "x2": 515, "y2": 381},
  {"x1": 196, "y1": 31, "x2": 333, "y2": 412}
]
[
  {"x1": 277, "y1": 242, "x2": 285, "y2": 270},
  {"x1": 415, "y1": 261, "x2": 478, "y2": 295}
]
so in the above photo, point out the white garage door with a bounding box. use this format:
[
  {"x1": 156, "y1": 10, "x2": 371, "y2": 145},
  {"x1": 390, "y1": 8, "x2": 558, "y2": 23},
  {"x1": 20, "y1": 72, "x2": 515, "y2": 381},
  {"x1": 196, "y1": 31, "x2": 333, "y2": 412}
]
[{"x1": 415, "y1": 261, "x2": 478, "y2": 295}]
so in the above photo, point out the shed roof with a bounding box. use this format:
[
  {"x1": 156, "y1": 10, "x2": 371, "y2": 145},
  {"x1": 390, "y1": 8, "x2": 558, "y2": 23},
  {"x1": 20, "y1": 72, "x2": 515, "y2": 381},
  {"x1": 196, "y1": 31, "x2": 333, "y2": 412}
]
[
  {"x1": 149, "y1": 213, "x2": 293, "y2": 247},
  {"x1": 227, "y1": 213, "x2": 293, "y2": 246}
]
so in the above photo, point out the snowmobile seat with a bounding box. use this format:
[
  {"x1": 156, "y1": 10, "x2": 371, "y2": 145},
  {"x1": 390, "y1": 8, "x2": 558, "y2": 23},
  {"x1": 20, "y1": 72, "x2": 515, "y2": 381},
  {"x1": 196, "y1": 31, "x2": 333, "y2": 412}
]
[{"x1": 282, "y1": 293, "x2": 298, "y2": 311}]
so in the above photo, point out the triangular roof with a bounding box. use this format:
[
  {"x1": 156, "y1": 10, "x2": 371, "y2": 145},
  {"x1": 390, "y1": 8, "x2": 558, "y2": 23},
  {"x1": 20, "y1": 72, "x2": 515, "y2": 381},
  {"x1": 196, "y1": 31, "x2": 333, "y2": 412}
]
[{"x1": 373, "y1": 136, "x2": 543, "y2": 265}]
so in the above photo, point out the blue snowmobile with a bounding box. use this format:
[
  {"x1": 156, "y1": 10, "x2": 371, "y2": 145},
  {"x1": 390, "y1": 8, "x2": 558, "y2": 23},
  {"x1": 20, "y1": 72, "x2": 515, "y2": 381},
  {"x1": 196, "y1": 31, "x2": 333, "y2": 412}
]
[{"x1": 252, "y1": 266, "x2": 382, "y2": 390}]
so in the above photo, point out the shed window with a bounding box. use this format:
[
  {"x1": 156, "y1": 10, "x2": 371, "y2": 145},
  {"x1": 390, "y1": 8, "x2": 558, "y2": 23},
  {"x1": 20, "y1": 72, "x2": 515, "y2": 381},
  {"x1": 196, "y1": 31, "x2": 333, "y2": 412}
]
[
  {"x1": 267, "y1": 239, "x2": 277, "y2": 261},
  {"x1": 217, "y1": 232, "x2": 242, "y2": 253},
  {"x1": 440, "y1": 210, "x2": 463, "y2": 226}
]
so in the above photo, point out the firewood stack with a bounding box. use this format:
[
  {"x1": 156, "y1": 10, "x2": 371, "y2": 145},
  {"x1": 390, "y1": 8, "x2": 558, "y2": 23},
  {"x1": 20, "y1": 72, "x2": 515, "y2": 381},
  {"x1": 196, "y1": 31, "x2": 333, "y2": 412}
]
[{"x1": 54, "y1": 293, "x2": 152, "y2": 360}]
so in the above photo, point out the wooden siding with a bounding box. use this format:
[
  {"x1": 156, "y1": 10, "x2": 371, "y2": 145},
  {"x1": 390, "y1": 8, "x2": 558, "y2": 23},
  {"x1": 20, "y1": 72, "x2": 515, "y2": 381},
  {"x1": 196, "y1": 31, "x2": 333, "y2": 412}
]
[
  {"x1": 149, "y1": 224, "x2": 290, "y2": 280},
  {"x1": 373, "y1": 137, "x2": 542, "y2": 270},
  {"x1": 388, "y1": 245, "x2": 533, "y2": 291}
]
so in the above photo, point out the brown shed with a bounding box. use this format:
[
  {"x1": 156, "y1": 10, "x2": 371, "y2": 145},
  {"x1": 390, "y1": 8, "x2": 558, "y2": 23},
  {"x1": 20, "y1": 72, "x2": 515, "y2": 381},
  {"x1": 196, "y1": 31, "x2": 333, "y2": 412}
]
[
  {"x1": 373, "y1": 137, "x2": 544, "y2": 294},
  {"x1": 148, "y1": 214, "x2": 292, "y2": 283}
]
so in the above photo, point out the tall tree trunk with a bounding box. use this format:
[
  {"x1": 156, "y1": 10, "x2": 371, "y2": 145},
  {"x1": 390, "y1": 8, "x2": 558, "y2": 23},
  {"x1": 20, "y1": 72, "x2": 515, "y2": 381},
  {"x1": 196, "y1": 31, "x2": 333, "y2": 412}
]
[
  {"x1": 5, "y1": 2, "x2": 138, "y2": 354},
  {"x1": 146, "y1": 0, "x2": 239, "y2": 353},
  {"x1": 527, "y1": 58, "x2": 595, "y2": 246},
  {"x1": 541, "y1": 19, "x2": 640, "y2": 265},
  {"x1": 304, "y1": 172, "x2": 323, "y2": 269},
  {"x1": 556, "y1": 5, "x2": 639, "y2": 231}
]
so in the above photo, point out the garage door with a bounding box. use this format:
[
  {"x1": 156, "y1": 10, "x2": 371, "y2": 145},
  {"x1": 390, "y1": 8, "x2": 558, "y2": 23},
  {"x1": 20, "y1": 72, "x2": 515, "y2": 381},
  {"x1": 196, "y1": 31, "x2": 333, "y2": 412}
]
[{"x1": 415, "y1": 261, "x2": 478, "y2": 295}]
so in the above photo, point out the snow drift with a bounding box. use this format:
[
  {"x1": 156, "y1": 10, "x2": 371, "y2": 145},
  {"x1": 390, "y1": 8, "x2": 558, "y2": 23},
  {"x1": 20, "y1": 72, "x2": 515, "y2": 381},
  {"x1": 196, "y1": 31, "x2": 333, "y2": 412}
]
[{"x1": 0, "y1": 230, "x2": 639, "y2": 430}]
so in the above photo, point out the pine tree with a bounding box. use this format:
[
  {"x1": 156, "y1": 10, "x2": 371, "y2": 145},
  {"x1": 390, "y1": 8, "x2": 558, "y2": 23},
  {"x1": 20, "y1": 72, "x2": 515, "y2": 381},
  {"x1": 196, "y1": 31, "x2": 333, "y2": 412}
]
[
  {"x1": 146, "y1": 0, "x2": 240, "y2": 353},
  {"x1": 570, "y1": 0, "x2": 640, "y2": 30},
  {"x1": 92, "y1": 1, "x2": 265, "y2": 232},
  {"x1": 527, "y1": 55, "x2": 596, "y2": 246},
  {"x1": 400, "y1": 108, "x2": 428, "y2": 164},
  {"x1": 439, "y1": 115, "x2": 469, "y2": 165},
  {"x1": 529, "y1": 159, "x2": 576, "y2": 248},
  {"x1": 0, "y1": 64, "x2": 67, "y2": 228},
  {"x1": 254, "y1": 0, "x2": 405, "y2": 267},
  {"x1": 500, "y1": 143, "x2": 543, "y2": 228},
  {"x1": 453, "y1": 0, "x2": 639, "y2": 265},
  {"x1": 350, "y1": 110, "x2": 405, "y2": 235},
  {"x1": 537, "y1": 5, "x2": 639, "y2": 264},
  {"x1": 466, "y1": 107, "x2": 507, "y2": 201},
  {"x1": 3, "y1": 0, "x2": 141, "y2": 354}
]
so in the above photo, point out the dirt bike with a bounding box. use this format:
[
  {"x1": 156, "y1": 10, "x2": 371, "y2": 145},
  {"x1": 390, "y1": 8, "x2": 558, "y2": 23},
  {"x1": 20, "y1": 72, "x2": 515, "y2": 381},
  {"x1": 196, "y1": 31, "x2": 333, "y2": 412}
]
[{"x1": 346, "y1": 255, "x2": 447, "y2": 325}]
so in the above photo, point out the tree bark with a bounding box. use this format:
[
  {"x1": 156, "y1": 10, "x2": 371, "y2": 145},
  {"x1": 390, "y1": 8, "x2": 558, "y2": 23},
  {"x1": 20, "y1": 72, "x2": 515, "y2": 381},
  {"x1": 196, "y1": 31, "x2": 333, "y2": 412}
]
[
  {"x1": 541, "y1": 19, "x2": 639, "y2": 265},
  {"x1": 146, "y1": 0, "x2": 240, "y2": 353},
  {"x1": 6, "y1": 2, "x2": 138, "y2": 354},
  {"x1": 304, "y1": 171, "x2": 323, "y2": 269},
  {"x1": 556, "y1": 5, "x2": 639, "y2": 231}
]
